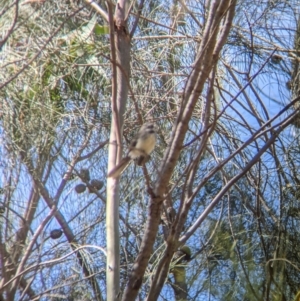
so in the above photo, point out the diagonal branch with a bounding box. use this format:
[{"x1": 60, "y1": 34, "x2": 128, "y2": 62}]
[{"x1": 122, "y1": 1, "x2": 237, "y2": 300}]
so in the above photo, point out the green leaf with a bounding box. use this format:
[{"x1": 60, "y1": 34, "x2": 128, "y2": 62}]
[{"x1": 94, "y1": 24, "x2": 109, "y2": 35}]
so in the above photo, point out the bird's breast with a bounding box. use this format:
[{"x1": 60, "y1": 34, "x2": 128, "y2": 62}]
[{"x1": 130, "y1": 134, "x2": 156, "y2": 159}]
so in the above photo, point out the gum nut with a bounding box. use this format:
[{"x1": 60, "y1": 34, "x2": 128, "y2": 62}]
[
  {"x1": 79, "y1": 168, "x2": 90, "y2": 181},
  {"x1": 90, "y1": 179, "x2": 104, "y2": 190},
  {"x1": 50, "y1": 229, "x2": 63, "y2": 239},
  {"x1": 75, "y1": 184, "x2": 86, "y2": 193}
]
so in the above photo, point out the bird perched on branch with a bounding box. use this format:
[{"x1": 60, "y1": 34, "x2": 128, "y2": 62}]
[{"x1": 108, "y1": 122, "x2": 157, "y2": 178}]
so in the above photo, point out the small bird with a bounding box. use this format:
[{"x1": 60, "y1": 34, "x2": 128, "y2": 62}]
[{"x1": 108, "y1": 122, "x2": 157, "y2": 178}]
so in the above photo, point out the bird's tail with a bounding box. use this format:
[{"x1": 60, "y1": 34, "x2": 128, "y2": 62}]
[{"x1": 107, "y1": 157, "x2": 131, "y2": 178}]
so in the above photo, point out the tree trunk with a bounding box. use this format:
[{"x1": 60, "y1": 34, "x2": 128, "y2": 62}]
[{"x1": 106, "y1": 1, "x2": 131, "y2": 300}]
